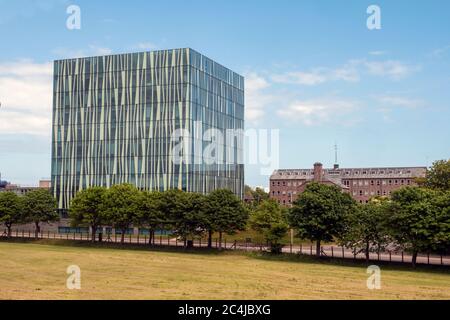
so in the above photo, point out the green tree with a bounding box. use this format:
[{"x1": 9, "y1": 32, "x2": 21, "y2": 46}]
[
  {"x1": 339, "y1": 201, "x2": 389, "y2": 263},
  {"x1": 204, "y1": 189, "x2": 249, "y2": 249},
  {"x1": 249, "y1": 199, "x2": 288, "y2": 253},
  {"x1": 432, "y1": 190, "x2": 450, "y2": 253},
  {"x1": 385, "y1": 186, "x2": 447, "y2": 267},
  {"x1": 22, "y1": 189, "x2": 58, "y2": 238},
  {"x1": 244, "y1": 185, "x2": 269, "y2": 208},
  {"x1": 0, "y1": 192, "x2": 24, "y2": 237},
  {"x1": 172, "y1": 192, "x2": 207, "y2": 247},
  {"x1": 425, "y1": 159, "x2": 450, "y2": 191},
  {"x1": 102, "y1": 184, "x2": 140, "y2": 244},
  {"x1": 289, "y1": 182, "x2": 356, "y2": 257},
  {"x1": 135, "y1": 191, "x2": 166, "y2": 245},
  {"x1": 69, "y1": 187, "x2": 107, "y2": 242}
]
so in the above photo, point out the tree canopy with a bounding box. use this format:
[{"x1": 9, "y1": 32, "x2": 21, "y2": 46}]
[
  {"x1": 0, "y1": 191, "x2": 23, "y2": 237},
  {"x1": 289, "y1": 182, "x2": 356, "y2": 256},
  {"x1": 249, "y1": 199, "x2": 288, "y2": 253},
  {"x1": 69, "y1": 186, "x2": 107, "y2": 242},
  {"x1": 22, "y1": 189, "x2": 58, "y2": 237}
]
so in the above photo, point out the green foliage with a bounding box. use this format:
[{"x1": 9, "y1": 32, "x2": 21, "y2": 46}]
[
  {"x1": 0, "y1": 192, "x2": 24, "y2": 236},
  {"x1": 425, "y1": 159, "x2": 450, "y2": 191},
  {"x1": 249, "y1": 199, "x2": 288, "y2": 253},
  {"x1": 386, "y1": 186, "x2": 450, "y2": 264},
  {"x1": 22, "y1": 189, "x2": 58, "y2": 236},
  {"x1": 289, "y1": 182, "x2": 356, "y2": 256},
  {"x1": 204, "y1": 189, "x2": 249, "y2": 248},
  {"x1": 102, "y1": 184, "x2": 140, "y2": 243},
  {"x1": 244, "y1": 185, "x2": 269, "y2": 208},
  {"x1": 135, "y1": 190, "x2": 165, "y2": 243},
  {"x1": 69, "y1": 187, "x2": 107, "y2": 241},
  {"x1": 339, "y1": 202, "x2": 389, "y2": 261}
]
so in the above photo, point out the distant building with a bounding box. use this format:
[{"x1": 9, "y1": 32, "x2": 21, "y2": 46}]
[{"x1": 270, "y1": 162, "x2": 427, "y2": 206}]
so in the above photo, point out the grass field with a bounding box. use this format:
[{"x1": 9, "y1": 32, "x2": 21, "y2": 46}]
[{"x1": 0, "y1": 241, "x2": 449, "y2": 300}]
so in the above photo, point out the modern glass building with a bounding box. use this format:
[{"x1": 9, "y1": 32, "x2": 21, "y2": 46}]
[{"x1": 52, "y1": 48, "x2": 244, "y2": 210}]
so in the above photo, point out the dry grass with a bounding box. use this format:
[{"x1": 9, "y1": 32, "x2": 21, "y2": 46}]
[{"x1": 0, "y1": 242, "x2": 449, "y2": 300}]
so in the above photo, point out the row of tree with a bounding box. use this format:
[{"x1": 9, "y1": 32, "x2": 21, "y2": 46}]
[
  {"x1": 69, "y1": 185, "x2": 248, "y2": 247},
  {"x1": 0, "y1": 189, "x2": 58, "y2": 238}
]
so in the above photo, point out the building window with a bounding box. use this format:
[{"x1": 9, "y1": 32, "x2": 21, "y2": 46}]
[
  {"x1": 359, "y1": 190, "x2": 363, "y2": 196},
  {"x1": 370, "y1": 180, "x2": 374, "y2": 186}
]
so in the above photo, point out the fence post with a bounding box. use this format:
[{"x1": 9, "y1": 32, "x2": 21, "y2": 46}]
[
  {"x1": 310, "y1": 245, "x2": 312, "y2": 255},
  {"x1": 427, "y1": 253, "x2": 430, "y2": 265},
  {"x1": 389, "y1": 251, "x2": 392, "y2": 262},
  {"x1": 160, "y1": 235, "x2": 162, "y2": 245},
  {"x1": 290, "y1": 242, "x2": 292, "y2": 254},
  {"x1": 441, "y1": 255, "x2": 443, "y2": 265},
  {"x1": 331, "y1": 246, "x2": 334, "y2": 258},
  {"x1": 224, "y1": 238, "x2": 226, "y2": 249},
  {"x1": 115, "y1": 233, "x2": 117, "y2": 243},
  {"x1": 401, "y1": 251, "x2": 404, "y2": 263},
  {"x1": 342, "y1": 247, "x2": 345, "y2": 259}
]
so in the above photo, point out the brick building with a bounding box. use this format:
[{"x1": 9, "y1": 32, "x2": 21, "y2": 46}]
[{"x1": 270, "y1": 163, "x2": 427, "y2": 206}]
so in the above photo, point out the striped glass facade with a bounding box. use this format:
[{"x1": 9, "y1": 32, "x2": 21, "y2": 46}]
[{"x1": 51, "y1": 48, "x2": 244, "y2": 210}]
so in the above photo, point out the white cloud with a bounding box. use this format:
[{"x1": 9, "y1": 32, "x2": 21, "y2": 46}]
[
  {"x1": 369, "y1": 51, "x2": 387, "y2": 56},
  {"x1": 133, "y1": 42, "x2": 159, "y2": 51},
  {"x1": 272, "y1": 70, "x2": 328, "y2": 85},
  {"x1": 363, "y1": 60, "x2": 419, "y2": 79},
  {"x1": 277, "y1": 99, "x2": 358, "y2": 126},
  {"x1": 271, "y1": 59, "x2": 418, "y2": 86},
  {"x1": 0, "y1": 60, "x2": 53, "y2": 136},
  {"x1": 52, "y1": 45, "x2": 113, "y2": 59},
  {"x1": 430, "y1": 45, "x2": 450, "y2": 58},
  {"x1": 244, "y1": 73, "x2": 275, "y2": 123},
  {"x1": 376, "y1": 95, "x2": 424, "y2": 108}
]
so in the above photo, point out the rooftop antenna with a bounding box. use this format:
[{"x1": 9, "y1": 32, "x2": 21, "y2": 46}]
[{"x1": 334, "y1": 142, "x2": 339, "y2": 169}]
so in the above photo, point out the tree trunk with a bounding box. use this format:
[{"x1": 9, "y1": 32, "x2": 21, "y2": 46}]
[
  {"x1": 412, "y1": 250, "x2": 418, "y2": 268},
  {"x1": 207, "y1": 230, "x2": 212, "y2": 248},
  {"x1": 121, "y1": 230, "x2": 125, "y2": 244},
  {"x1": 148, "y1": 229, "x2": 154, "y2": 246},
  {"x1": 316, "y1": 240, "x2": 321, "y2": 257},
  {"x1": 35, "y1": 222, "x2": 40, "y2": 239},
  {"x1": 91, "y1": 226, "x2": 97, "y2": 242},
  {"x1": 6, "y1": 224, "x2": 12, "y2": 238},
  {"x1": 365, "y1": 241, "x2": 370, "y2": 263},
  {"x1": 219, "y1": 232, "x2": 223, "y2": 250}
]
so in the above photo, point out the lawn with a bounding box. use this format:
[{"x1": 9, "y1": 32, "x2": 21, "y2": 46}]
[{"x1": 0, "y1": 241, "x2": 449, "y2": 300}]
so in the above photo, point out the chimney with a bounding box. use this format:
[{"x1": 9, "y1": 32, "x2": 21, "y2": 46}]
[{"x1": 313, "y1": 162, "x2": 323, "y2": 182}]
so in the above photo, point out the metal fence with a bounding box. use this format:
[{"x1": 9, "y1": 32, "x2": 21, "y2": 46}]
[{"x1": 2, "y1": 229, "x2": 449, "y2": 267}]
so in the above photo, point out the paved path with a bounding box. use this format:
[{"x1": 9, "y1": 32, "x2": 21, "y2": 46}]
[{"x1": 4, "y1": 231, "x2": 450, "y2": 266}]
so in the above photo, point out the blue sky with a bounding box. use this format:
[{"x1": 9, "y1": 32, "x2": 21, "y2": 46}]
[{"x1": 0, "y1": 0, "x2": 449, "y2": 187}]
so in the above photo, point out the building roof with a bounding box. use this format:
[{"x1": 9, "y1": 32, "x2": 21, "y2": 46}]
[{"x1": 270, "y1": 166, "x2": 427, "y2": 180}]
